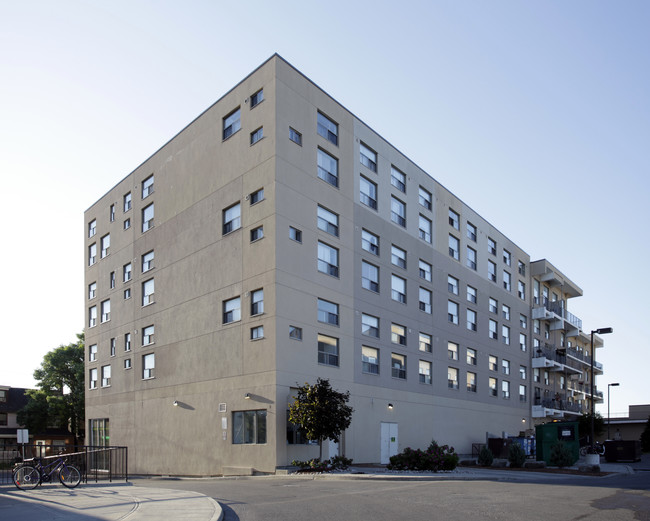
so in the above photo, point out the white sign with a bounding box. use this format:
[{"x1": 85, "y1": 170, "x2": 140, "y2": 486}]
[{"x1": 17, "y1": 429, "x2": 29, "y2": 444}]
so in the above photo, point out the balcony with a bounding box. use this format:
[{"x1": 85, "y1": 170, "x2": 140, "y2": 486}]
[
  {"x1": 532, "y1": 344, "x2": 583, "y2": 375},
  {"x1": 532, "y1": 299, "x2": 582, "y2": 332},
  {"x1": 566, "y1": 346, "x2": 604, "y2": 373},
  {"x1": 532, "y1": 396, "x2": 584, "y2": 418}
]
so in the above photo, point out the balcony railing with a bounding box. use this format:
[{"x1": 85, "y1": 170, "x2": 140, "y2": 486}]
[
  {"x1": 534, "y1": 396, "x2": 584, "y2": 414},
  {"x1": 533, "y1": 344, "x2": 583, "y2": 373},
  {"x1": 534, "y1": 299, "x2": 583, "y2": 330}
]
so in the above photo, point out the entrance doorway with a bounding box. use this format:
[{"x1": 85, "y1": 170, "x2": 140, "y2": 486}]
[{"x1": 380, "y1": 422, "x2": 398, "y2": 464}]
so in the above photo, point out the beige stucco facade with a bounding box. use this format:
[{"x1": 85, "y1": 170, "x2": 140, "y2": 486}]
[{"x1": 84, "y1": 55, "x2": 606, "y2": 475}]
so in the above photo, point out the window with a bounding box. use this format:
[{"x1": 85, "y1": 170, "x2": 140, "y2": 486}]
[
  {"x1": 360, "y1": 143, "x2": 377, "y2": 172},
  {"x1": 419, "y1": 260, "x2": 432, "y2": 282},
  {"x1": 223, "y1": 203, "x2": 241, "y2": 235},
  {"x1": 233, "y1": 409, "x2": 267, "y2": 444},
  {"x1": 361, "y1": 314, "x2": 379, "y2": 338},
  {"x1": 418, "y1": 186, "x2": 432, "y2": 210},
  {"x1": 89, "y1": 344, "x2": 97, "y2": 362},
  {"x1": 361, "y1": 229, "x2": 379, "y2": 255},
  {"x1": 317, "y1": 205, "x2": 339, "y2": 236},
  {"x1": 317, "y1": 241, "x2": 339, "y2": 277},
  {"x1": 391, "y1": 353, "x2": 406, "y2": 379},
  {"x1": 544, "y1": 370, "x2": 549, "y2": 385},
  {"x1": 251, "y1": 326, "x2": 264, "y2": 340},
  {"x1": 100, "y1": 300, "x2": 110, "y2": 323},
  {"x1": 448, "y1": 275, "x2": 459, "y2": 295},
  {"x1": 489, "y1": 319, "x2": 498, "y2": 340},
  {"x1": 448, "y1": 367, "x2": 459, "y2": 389},
  {"x1": 518, "y1": 281, "x2": 526, "y2": 300},
  {"x1": 289, "y1": 226, "x2": 302, "y2": 243},
  {"x1": 317, "y1": 112, "x2": 338, "y2": 145},
  {"x1": 110, "y1": 338, "x2": 116, "y2": 357},
  {"x1": 360, "y1": 176, "x2": 377, "y2": 209},
  {"x1": 250, "y1": 226, "x2": 264, "y2": 242},
  {"x1": 534, "y1": 368, "x2": 540, "y2": 383},
  {"x1": 250, "y1": 188, "x2": 264, "y2": 205},
  {"x1": 362, "y1": 346, "x2": 379, "y2": 375},
  {"x1": 419, "y1": 332, "x2": 432, "y2": 353},
  {"x1": 101, "y1": 365, "x2": 111, "y2": 387},
  {"x1": 390, "y1": 197, "x2": 406, "y2": 227},
  {"x1": 88, "y1": 243, "x2": 97, "y2": 266},
  {"x1": 519, "y1": 385, "x2": 527, "y2": 402},
  {"x1": 223, "y1": 297, "x2": 241, "y2": 324},
  {"x1": 142, "y1": 279, "x2": 154, "y2": 306},
  {"x1": 100, "y1": 234, "x2": 110, "y2": 258},
  {"x1": 467, "y1": 309, "x2": 477, "y2": 331},
  {"x1": 391, "y1": 245, "x2": 406, "y2": 269},
  {"x1": 250, "y1": 126, "x2": 263, "y2": 145},
  {"x1": 289, "y1": 326, "x2": 302, "y2": 340},
  {"x1": 448, "y1": 235, "x2": 459, "y2": 260},
  {"x1": 0, "y1": 412, "x2": 6, "y2": 426},
  {"x1": 110, "y1": 204, "x2": 115, "y2": 222},
  {"x1": 289, "y1": 127, "x2": 302, "y2": 145},
  {"x1": 391, "y1": 166, "x2": 406, "y2": 192},
  {"x1": 466, "y1": 247, "x2": 477, "y2": 270},
  {"x1": 467, "y1": 222, "x2": 477, "y2": 242},
  {"x1": 418, "y1": 215, "x2": 432, "y2": 243},
  {"x1": 124, "y1": 359, "x2": 132, "y2": 370},
  {"x1": 533, "y1": 319, "x2": 541, "y2": 334},
  {"x1": 419, "y1": 360, "x2": 432, "y2": 384},
  {"x1": 142, "y1": 325, "x2": 154, "y2": 346},
  {"x1": 88, "y1": 282, "x2": 96, "y2": 300},
  {"x1": 489, "y1": 377, "x2": 498, "y2": 397},
  {"x1": 124, "y1": 333, "x2": 131, "y2": 351},
  {"x1": 142, "y1": 203, "x2": 154, "y2": 232},
  {"x1": 223, "y1": 107, "x2": 241, "y2": 139},
  {"x1": 250, "y1": 88, "x2": 263, "y2": 107},
  {"x1": 123, "y1": 218, "x2": 131, "y2": 230},
  {"x1": 448, "y1": 209, "x2": 459, "y2": 229},
  {"x1": 467, "y1": 348, "x2": 477, "y2": 366},
  {"x1": 122, "y1": 286, "x2": 129, "y2": 298},
  {"x1": 317, "y1": 334, "x2": 339, "y2": 366},
  {"x1": 488, "y1": 260, "x2": 497, "y2": 282},
  {"x1": 391, "y1": 323, "x2": 406, "y2": 346},
  {"x1": 142, "y1": 353, "x2": 155, "y2": 379},
  {"x1": 520, "y1": 314, "x2": 528, "y2": 329},
  {"x1": 251, "y1": 289, "x2": 264, "y2": 316},
  {"x1": 142, "y1": 174, "x2": 154, "y2": 199},
  {"x1": 89, "y1": 368, "x2": 98, "y2": 389},
  {"x1": 448, "y1": 341, "x2": 459, "y2": 360},
  {"x1": 317, "y1": 298, "x2": 339, "y2": 325},
  {"x1": 503, "y1": 249, "x2": 511, "y2": 266},
  {"x1": 88, "y1": 219, "x2": 96, "y2": 238},
  {"x1": 124, "y1": 192, "x2": 132, "y2": 212},
  {"x1": 518, "y1": 260, "x2": 526, "y2": 276},
  {"x1": 317, "y1": 149, "x2": 338, "y2": 187},
  {"x1": 533, "y1": 280, "x2": 540, "y2": 305},
  {"x1": 488, "y1": 237, "x2": 496, "y2": 256},
  {"x1": 489, "y1": 298, "x2": 498, "y2": 314},
  {"x1": 467, "y1": 372, "x2": 477, "y2": 393},
  {"x1": 419, "y1": 287, "x2": 432, "y2": 314},
  {"x1": 391, "y1": 275, "x2": 406, "y2": 303},
  {"x1": 502, "y1": 304, "x2": 510, "y2": 321},
  {"x1": 502, "y1": 380, "x2": 510, "y2": 399},
  {"x1": 502, "y1": 359, "x2": 510, "y2": 375},
  {"x1": 0, "y1": 391, "x2": 5, "y2": 403},
  {"x1": 489, "y1": 355, "x2": 498, "y2": 371},
  {"x1": 447, "y1": 300, "x2": 459, "y2": 325},
  {"x1": 545, "y1": 323, "x2": 550, "y2": 340},
  {"x1": 110, "y1": 271, "x2": 115, "y2": 289},
  {"x1": 520, "y1": 365, "x2": 527, "y2": 379},
  {"x1": 467, "y1": 285, "x2": 477, "y2": 304},
  {"x1": 503, "y1": 270, "x2": 511, "y2": 291},
  {"x1": 142, "y1": 250, "x2": 154, "y2": 272},
  {"x1": 520, "y1": 333, "x2": 527, "y2": 352},
  {"x1": 123, "y1": 263, "x2": 132, "y2": 282},
  {"x1": 361, "y1": 261, "x2": 379, "y2": 292}
]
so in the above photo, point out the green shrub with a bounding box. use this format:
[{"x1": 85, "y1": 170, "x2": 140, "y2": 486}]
[
  {"x1": 508, "y1": 443, "x2": 526, "y2": 468},
  {"x1": 549, "y1": 441, "x2": 574, "y2": 468},
  {"x1": 387, "y1": 440, "x2": 458, "y2": 472},
  {"x1": 478, "y1": 446, "x2": 494, "y2": 467},
  {"x1": 329, "y1": 455, "x2": 353, "y2": 470}
]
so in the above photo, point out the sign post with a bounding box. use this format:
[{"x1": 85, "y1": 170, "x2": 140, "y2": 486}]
[{"x1": 17, "y1": 429, "x2": 29, "y2": 460}]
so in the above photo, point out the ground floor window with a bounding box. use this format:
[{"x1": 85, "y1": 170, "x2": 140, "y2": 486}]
[{"x1": 233, "y1": 410, "x2": 267, "y2": 444}]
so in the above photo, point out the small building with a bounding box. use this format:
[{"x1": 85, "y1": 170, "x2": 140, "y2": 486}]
[{"x1": 602, "y1": 404, "x2": 650, "y2": 442}]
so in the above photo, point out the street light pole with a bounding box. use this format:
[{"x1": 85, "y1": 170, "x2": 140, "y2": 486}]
[
  {"x1": 590, "y1": 327, "x2": 613, "y2": 452},
  {"x1": 608, "y1": 382, "x2": 620, "y2": 440}
]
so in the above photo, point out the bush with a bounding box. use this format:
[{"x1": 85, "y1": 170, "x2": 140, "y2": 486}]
[
  {"x1": 329, "y1": 455, "x2": 353, "y2": 470},
  {"x1": 292, "y1": 456, "x2": 353, "y2": 471},
  {"x1": 478, "y1": 446, "x2": 494, "y2": 467},
  {"x1": 387, "y1": 439, "x2": 458, "y2": 472},
  {"x1": 508, "y1": 443, "x2": 526, "y2": 468},
  {"x1": 291, "y1": 458, "x2": 324, "y2": 469},
  {"x1": 549, "y1": 441, "x2": 574, "y2": 468}
]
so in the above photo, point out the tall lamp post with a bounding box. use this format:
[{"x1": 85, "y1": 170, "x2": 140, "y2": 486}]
[
  {"x1": 590, "y1": 327, "x2": 613, "y2": 451},
  {"x1": 607, "y1": 382, "x2": 620, "y2": 440}
]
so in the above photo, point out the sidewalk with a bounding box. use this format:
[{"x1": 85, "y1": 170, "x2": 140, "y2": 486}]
[{"x1": 0, "y1": 482, "x2": 222, "y2": 521}]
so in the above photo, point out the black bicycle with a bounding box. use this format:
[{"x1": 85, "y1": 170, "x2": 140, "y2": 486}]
[{"x1": 13, "y1": 456, "x2": 81, "y2": 490}]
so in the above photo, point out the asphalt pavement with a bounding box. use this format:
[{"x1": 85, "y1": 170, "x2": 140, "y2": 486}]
[{"x1": 0, "y1": 455, "x2": 646, "y2": 521}]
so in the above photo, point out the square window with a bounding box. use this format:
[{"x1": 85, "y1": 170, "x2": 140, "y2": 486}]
[
  {"x1": 250, "y1": 88, "x2": 264, "y2": 107},
  {"x1": 317, "y1": 112, "x2": 338, "y2": 145},
  {"x1": 250, "y1": 126, "x2": 264, "y2": 145},
  {"x1": 362, "y1": 346, "x2": 379, "y2": 375},
  {"x1": 223, "y1": 296, "x2": 241, "y2": 324},
  {"x1": 250, "y1": 188, "x2": 264, "y2": 205},
  {"x1": 250, "y1": 226, "x2": 264, "y2": 242},
  {"x1": 223, "y1": 107, "x2": 241, "y2": 140},
  {"x1": 124, "y1": 359, "x2": 132, "y2": 370},
  {"x1": 232, "y1": 410, "x2": 267, "y2": 444},
  {"x1": 360, "y1": 143, "x2": 377, "y2": 172},
  {"x1": 391, "y1": 353, "x2": 406, "y2": 379},
  {"x1": 289, "y1": 325, "x2": 302, "y2": 340},
  {"x1": 317, "y1": 149, "x2": 339, "y2": 188},
  {"x1": 289, "y1": 226, "x2": 302, "y2": 243},
  {"x1": 251, "y1": 325, "x2": 264, "y2": 340},
  {"x1": 124, "y1": 288, "x2": 131, "y2": 300},
  {"x1": 124, "y1": 218, "x2": 131, "y2": 230},
  {"x1": 391, "y1": 166, "x2": 406, "y2": 192},
  {"x1": 360, "y1": 176, "x2": 377, "y2": 210},
  {"x1": 317, "y1": 298, "x2": 339, "y2": 325},
  {"x1": 317, "y1": 241, "x2": 339, "y2": 277},
  {"x1": 317, "y1": 205, "x2": 339, "y2": 237},
  {"x1": 289, "y1": 127, "x2": 302, "y2": 145},
  {"x1": 419, "y1": 332, "x2": 432, "y2": 353},
  {"x1": 142, "y1": 250, "x2": 154, "y2": 272},
  {"x1": 223, "y1": 203, "x2": 241, "y2": 235},
  {"x1": 361, "y1": 229, "x2": 379, "y2": 255},
  {"x1": 317, "y1": 334, "x2": 339, "y2": 366},
  {"x1": 362, "y1": 314, "x2": 379, "y2": 338}
]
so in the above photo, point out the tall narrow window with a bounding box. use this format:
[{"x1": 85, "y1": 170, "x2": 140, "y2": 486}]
[
  {"x1": 100, "y1": 300, "x2": 110, "y2": 323},
  {"x1": 391, "y1": 245, "x2": 406, "y2": 269},
  {"x1": 360, "y1": 143, "x2": 377, "y2": 172},
  {"x1": 448, "y1": 367, "x2": 459, "y2": 389},
  {"x1": 88, "y1": 219, "x2": 96, "y2": 238},
  {"x1": 448, "y1": 209, "x2": 460, "y2": 229},
  {"x1": 391, "y1": 197, "x2": 406, "y2": 227},
  {"x1": 289, "y1": 127, "x2": 302, "y2": 145},
  {"x1": 89, "y1": 344, "x2": 97, "y2": 362},
  {"x1": 449, "y1": 235, "x2": 459, "y2": 260},
  {"x1": 317, "y1": 242, "x2": 339, "y2": 277},
  {"x1": 101, "y1": 365, "x2": 111, "y2": 387},
  {"x1": 391, "y1": 275, "x2": 406, "y2": 303},
  {"x1": 317, "y1": 149, "x2": 339, "y2": 187},
  {"x1": 503, "y1": 270, "x2": 511, "y2": 291},
  {"x1": 488, "y1": 237, "x2": 496, "y2": 256},
  {"x1": 124, "y1": 333, "x2": 131, "y2": 352},
  {"x1": 448, "y1": 275, "x2": 459, "y2": 295},
  {"x1": 223, "y1": 107, "x2": 241, "y2": 139},
  {"x1": 223, "y1": 297, "x2": 241, "y2": 324},
  {"x1": 251, "y1": 289, "x2": 264, "y2": 315},
  {"x1": 123, "y1": 263, "x2": 132, "y2": 282},
  {"x1": 391, "y1": 323, "x2": 406, "y2": 346},
  {"x1": 317, "y1": 334, "x2": 339, "y2": 366},
  {"x1": 488, "y1": 260, "x2": 497, "y2": 282},
  {"x1": 391, "y1": 353, "x2": 406, "y2": 380},
  {"x1": 89, "y1": 368, "x2": 98, "y2": 389},
  {"x1": 142, "y1": 279, "x2": 154, "y2": 306},
  {"x1": 467, "y1": 285, "x2": 477, "y2": 304},
  {"x1": 360, "y1": 176, "x2": 377, "y2": 209},
  {"x1": 419, "y1": 186, "x2": 432, "y2": 210},
  {"x1": 100, "y1": 234, "x2": 110, "y2": 258},
  {"x1": 317, "y1": 112, "x2": 338, "y2": 145},
  {"x1": 419, "y1": 287, "x2": 432, "y2": 314},
  {"x1": 467, "y1": 309, "x2": 477, "y2": 331},
  {"x1": 391, "y1": 166, "x2": 406, "y2": 192},
  {"x1": 503, "y1": 249, "x2": 512, "y2": 266},
  {"x1": 466, "y1": 246, "x2": 477, "y2": 270},
  {"x1": 448, "y1": 301, "x2": 459, "y2": 324},
  {"x1": 419, "y1": 215, "x2": 432, "y2": 243},
  {"x1": 142, "y1": 325, "x2": 154, "y2": 345},
  {"x1": 467, "y1": 222, "x2": 477, "y2": 242},
  {"x1": 361, "y1": 229, "x2": 379, "y2": 255},
  {"x1": 448, "y1": 342, "x2": 459, "y2": 360},
  {"x1": 361, "y1": 261, "x2": 379, "y2": 292},
  {"x1": 88, "y1": 282, "x2": 96, "y2": 300},
  {"x1": 223, "y1": 203, "x2": 241, "y2": 235},
  {"x1": 317, "y1": 206, "x2": 339, "y2": 237},
  {"x1": 142, "y1": 250, "x2": 154, "y2": 272},
  {"x1": 419, "y1": 260, "x2": 432, "y2": 282},
  {"x1": 124, "y1": 192, "x2": 132, "y2": 212},
  {"x1": 142, "y1": 175, "x2": 154, "y2": 199},
  {"x1": 419, "y1": 360, "x2": 432, "y2": 384},
  {"x1": 467, "y1": 372, "x2": 477, "y2": 392},
  {"x1": 489, "y1": 320, "x2": 498, "y2": 340},
  {"x1": 142, "y1": 353, "x2": 155, "y2": 379},
  {"x1": 362, "y1": 346, "x2": 379, "y2": 375},
  {"x1": 142, "y1": 203, "x2": 154, "y2": 232}
]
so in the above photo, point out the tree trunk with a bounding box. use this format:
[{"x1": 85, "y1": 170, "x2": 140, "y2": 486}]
[{"x1": 319, "y1": 437, "x2": 323, "y2": 461}]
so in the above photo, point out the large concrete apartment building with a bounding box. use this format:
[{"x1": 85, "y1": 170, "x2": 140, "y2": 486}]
[{"x1": 84, "y1": 54, "x2": 607, "y2": 475}]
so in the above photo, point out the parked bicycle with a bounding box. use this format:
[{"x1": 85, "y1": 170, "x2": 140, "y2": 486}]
[
  {"x1": 12, "y1": 456, "x2": 81, "y2": 490},
  {"x1": 579, "y1": 442, "x2": 605, "y2": 457}
]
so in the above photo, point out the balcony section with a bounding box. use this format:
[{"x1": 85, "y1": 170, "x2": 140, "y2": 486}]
[
  {"x1": 532, "y1": 344, "x2": 582, "y2": 376},
  {"x1": 566, "y1": 345, "x2": 603, "y2": 374},
  {"x1": 532, "y1": 299, "x2": 582, "y2": 334},
  {"x1": 532, "y1": 394, "x2": 585, "y2": 419},
  {"x1": 530, "y1": 259, "x2": 583, "y2": 299}
]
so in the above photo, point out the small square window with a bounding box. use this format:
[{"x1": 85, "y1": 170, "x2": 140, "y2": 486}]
[
  {"x1": 251, "y1": 325, "x2": 264, "y2": 340},
  {"x1": 250, "y1": 226, "x2": 264, "y2": 242},
  {"x1": 289, "y1": 325, "x2": 302, "y2": 340},
  {"x1": 223, "y1": 107, "x2": 241, "y2": 140},
  {"x1": 289, "y1": 226, "x2": 302, "y2": 243},
  {"x1": 250, "y1": 188, "x2": 264, "y2": 205},
  {"x1": 250, "y1": 127, "x2": 263, "y2": 145},
  {"x1": 289, "y1": 127, "x2": 302, "y2": 145},
  {"x1": 250, "y1": 88, "x2": 263, "y2": 108}
]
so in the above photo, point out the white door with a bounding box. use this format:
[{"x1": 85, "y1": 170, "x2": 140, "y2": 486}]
[
  {"x1": 380, "y1": 422, "x2": 398, "y2": 464},
  {"x1": 328, "y1": 439, "x2": 339, "y2": 459}
]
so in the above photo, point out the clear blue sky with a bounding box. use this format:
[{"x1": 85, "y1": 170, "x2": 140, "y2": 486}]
[{"x1": 1, "y1": 1, "x2": 648, "y2": 417}]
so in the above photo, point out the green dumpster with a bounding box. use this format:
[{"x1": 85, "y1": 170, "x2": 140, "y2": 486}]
[{"x1": 535, "y1": 421, "x2": 579, "y2": 465}]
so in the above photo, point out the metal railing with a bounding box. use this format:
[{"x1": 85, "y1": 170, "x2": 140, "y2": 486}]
[
  {"x1": 536, "y1": 299, "x2": 583, "y2": 330},
  {"x1": 0, "y1": 444, "x2": 127, "y2": 485}
]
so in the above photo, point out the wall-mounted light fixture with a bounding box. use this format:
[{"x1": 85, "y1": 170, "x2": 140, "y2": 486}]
[
  {"x1": 173, "y1": 400, "x2": 178, "y2": 407},
  {"x1": 244, "y1": 393, "x2": 251, "y2": 400},
  {"x1": 387, "y1": 403, "x2": 393, "y2": 410}
]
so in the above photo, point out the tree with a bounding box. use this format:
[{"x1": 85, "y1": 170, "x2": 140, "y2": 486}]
[
  {"x1": 578, "y1": 412, "x2": 604, "y2": 443},
  {"x1": 18, "y1": 333, "x2": 85, "y2": 444},
  {"x1": 641, "y1": 416, "x2": 650, "y2": 452},
  {"x1": 288, "y1": 378, "x2": 353, "y2": 460}
]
